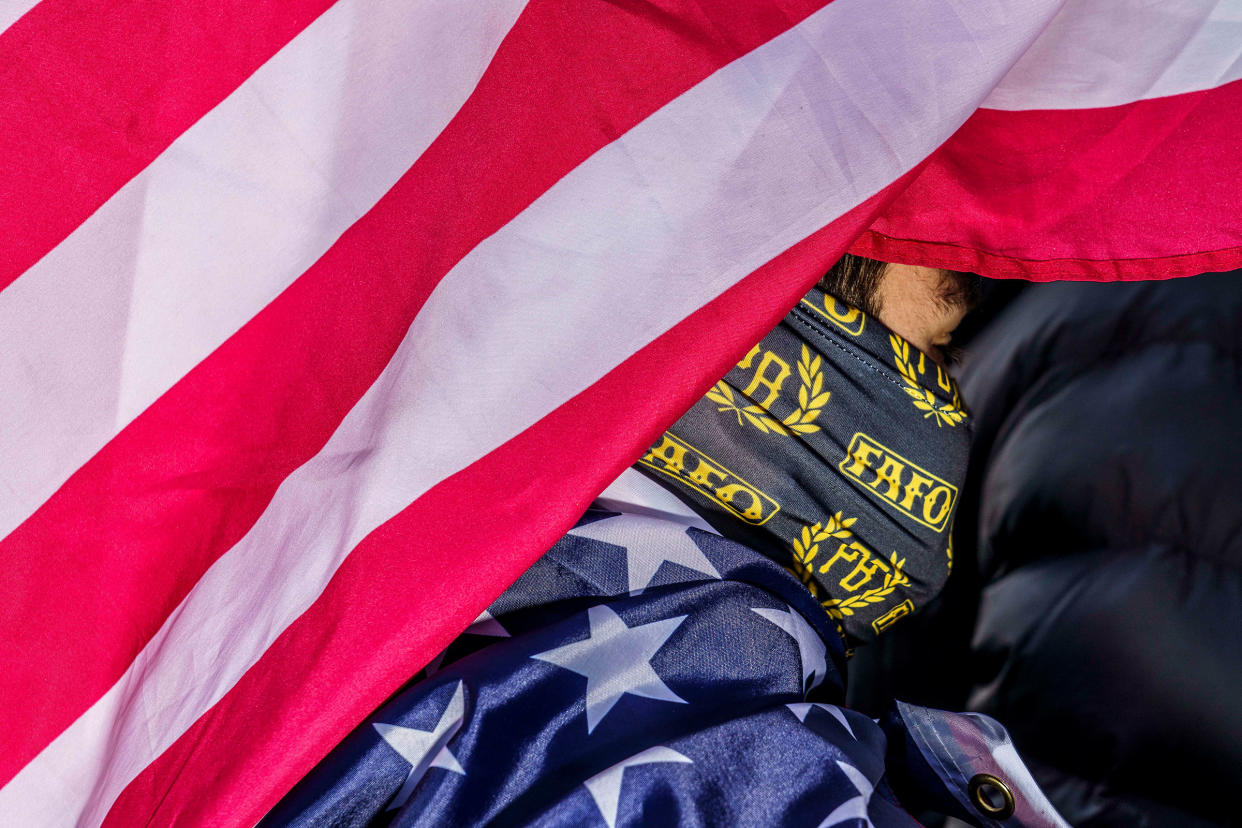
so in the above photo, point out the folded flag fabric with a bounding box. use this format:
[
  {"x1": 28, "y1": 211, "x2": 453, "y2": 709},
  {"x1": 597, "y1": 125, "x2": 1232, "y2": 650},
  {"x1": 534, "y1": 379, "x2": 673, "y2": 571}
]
[
  {"x1": 1, "y1": 0, "x2": 1238, "y2": 824},
  {"x1": 261, "y1": 508, "x2": 1068, "y2": 827}
]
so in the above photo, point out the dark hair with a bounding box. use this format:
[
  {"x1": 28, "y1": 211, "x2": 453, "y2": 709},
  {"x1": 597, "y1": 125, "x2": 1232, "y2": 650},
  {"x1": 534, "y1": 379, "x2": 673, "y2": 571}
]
[
  {"x1": 816, "y1": 253, "x2": 887, "y2": 317},
  {"x1": 817, "y1": 253, "x2": 981, "y2": 317},
  {"x1": 936, "y1": 268, "x2": 983, "y2": 314}
]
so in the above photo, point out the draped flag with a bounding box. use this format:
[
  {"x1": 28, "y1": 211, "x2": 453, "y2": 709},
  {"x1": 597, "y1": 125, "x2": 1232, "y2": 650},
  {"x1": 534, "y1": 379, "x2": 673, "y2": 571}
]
[
  {"x1": 0, "y1": 0, "x2": 1238, "y2": 824},
  {"x1": 259, "y1": 508, "x2": 1068, "y2": 827}
]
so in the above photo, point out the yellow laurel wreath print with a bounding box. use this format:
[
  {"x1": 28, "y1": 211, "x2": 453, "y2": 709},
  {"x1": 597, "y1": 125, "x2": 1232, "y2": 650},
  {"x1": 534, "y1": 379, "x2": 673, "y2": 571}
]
[
  {"x1": 945, "y1": 521, "x2": 955, "y2": 575},
  {"x1": 707, "y1": 345, "x2": 830, "y2": 436},
  {"x1": 788, "y1": 511, "x2": 856, "y2": 597},
  {"x1": 889, "y1": 335, "x2": 967, "y2": 428},
  {"x1": 823, "y1": 552, "x2": 910, "y2": 620}
]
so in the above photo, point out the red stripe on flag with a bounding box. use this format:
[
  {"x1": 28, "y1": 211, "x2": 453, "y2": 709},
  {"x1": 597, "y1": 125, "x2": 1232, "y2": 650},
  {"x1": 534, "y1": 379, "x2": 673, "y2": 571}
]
[
  {"x1": 850, "y1": 79, "x2": 1242, "y2": 280},
  {"x1": 0, "y1": 0, "x2": 338, "y2": 293},
  {"x1": 0, "y1": 0, "x2": 833, "y2": 789},
  {"x1": 101, "y1": 178, "x2": 909, "y2": 828}
]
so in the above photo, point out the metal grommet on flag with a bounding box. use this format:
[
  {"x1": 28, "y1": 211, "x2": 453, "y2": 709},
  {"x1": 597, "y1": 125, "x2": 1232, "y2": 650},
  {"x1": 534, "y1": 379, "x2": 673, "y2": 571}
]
[{"x1": 969, "y1": 773, "x2": 1016, "y2": 820}]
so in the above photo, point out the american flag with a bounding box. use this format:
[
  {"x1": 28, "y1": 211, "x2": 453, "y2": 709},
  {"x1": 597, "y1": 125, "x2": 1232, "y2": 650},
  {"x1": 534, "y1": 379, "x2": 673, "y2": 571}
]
[
  {"x1": 259, "y1": 508, "x2": 1069, "y2": 827},
  {"x1": 1, "y1": 0, "x2": 1238, "y2": 824}
]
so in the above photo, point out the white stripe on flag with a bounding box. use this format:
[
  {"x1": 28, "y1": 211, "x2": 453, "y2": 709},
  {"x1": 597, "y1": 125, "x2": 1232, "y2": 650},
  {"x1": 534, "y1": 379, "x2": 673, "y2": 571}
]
[
  {"x1": 0, "y1": 0, "x2": 529, "y2": 542},
  {"x1": 2, "y1": 0, "x2": 1069, "y2": 823},
  {"x1": 0, "y1": 0, "x2": 37, "y2": 37},
  {"x1": 8, "y1": 0, "x2": 1240, "y2": 547},
  {"x1": 985, "y1": 0, "x2": 1242, "y2": 110}
]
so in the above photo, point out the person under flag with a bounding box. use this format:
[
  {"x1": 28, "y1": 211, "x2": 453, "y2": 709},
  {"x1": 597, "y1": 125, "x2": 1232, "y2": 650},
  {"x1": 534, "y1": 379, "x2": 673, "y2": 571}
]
[
  {"x1": 1, "y1": 0, "x2": 1239, "y2": 824},
  {"x1": 264, "y1": 258, "x2": 1069, "y2": 826}
]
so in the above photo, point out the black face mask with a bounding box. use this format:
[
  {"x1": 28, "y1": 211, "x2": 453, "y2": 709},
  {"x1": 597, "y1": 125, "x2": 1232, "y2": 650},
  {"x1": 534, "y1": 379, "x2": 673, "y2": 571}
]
[{"x1": 636, "y1": 286, "x2": 973, "y2": 647}]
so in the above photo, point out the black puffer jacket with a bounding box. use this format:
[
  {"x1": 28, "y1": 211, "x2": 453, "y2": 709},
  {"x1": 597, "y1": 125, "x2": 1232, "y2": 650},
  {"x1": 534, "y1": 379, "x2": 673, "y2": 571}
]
[{"x1": 851, "y1": 271, "x2": 1242, "y2": 827}]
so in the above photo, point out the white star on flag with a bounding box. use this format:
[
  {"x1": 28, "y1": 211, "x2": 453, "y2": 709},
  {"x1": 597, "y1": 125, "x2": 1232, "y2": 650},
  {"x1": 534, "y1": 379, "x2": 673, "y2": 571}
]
[
  {"x1": 569, "y1": 514, "x2": 720, "y2": 594},
  {"x1": 816, "y1": 761, "x2": 875, "y2": 828},
  {"x1": 752, "y1": 605, "x2": 827, "y2": 693},
  {"x1": 466, "y1": 609, "x2": 509, "y2": 638},
  {"x1": 787, "y1": 703, "x2": 856, "y2": 739},
  {"x1": 532, "y1": 604, "x2": 687, "y2": 733},
  {"x1": 584, "y1": 745, "x2": 693, "y2": 828},
  {"x1": 373, "y1": 681, "x2": 467, "y2": 810}
]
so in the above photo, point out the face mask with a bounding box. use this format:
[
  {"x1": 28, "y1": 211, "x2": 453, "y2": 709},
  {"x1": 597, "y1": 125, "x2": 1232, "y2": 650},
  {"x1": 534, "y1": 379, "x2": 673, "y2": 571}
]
[{"x1": 636, "y1": 286, "x2": 972, "y2": 647}]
